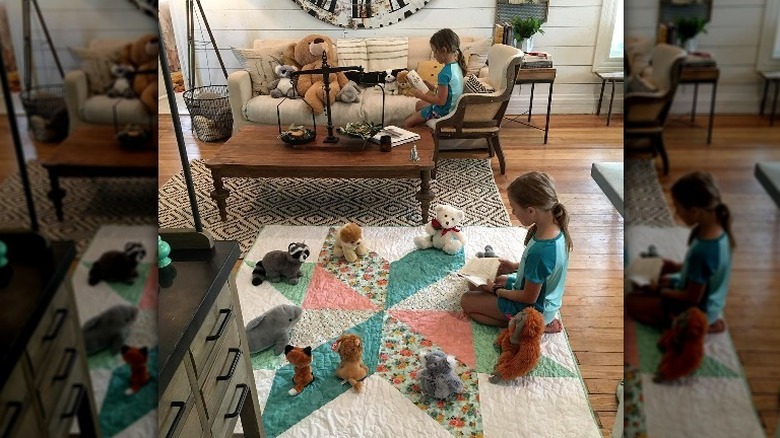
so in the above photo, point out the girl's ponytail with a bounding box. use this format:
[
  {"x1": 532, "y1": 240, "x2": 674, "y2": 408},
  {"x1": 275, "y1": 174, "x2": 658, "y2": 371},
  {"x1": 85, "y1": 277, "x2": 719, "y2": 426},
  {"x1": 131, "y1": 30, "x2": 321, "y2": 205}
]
[
  {"x1": 552, "y1": 202, "x2": 574, "y2": 252},
  {"x1": 524, "y1": 224, "x2": 537, "y2": 246},
  {"x1": 456, "y1": 48, "x2": 467, "y2": 76},
  {"x1": 715, "y1": 203, "x2": 736, "y2": 249}
]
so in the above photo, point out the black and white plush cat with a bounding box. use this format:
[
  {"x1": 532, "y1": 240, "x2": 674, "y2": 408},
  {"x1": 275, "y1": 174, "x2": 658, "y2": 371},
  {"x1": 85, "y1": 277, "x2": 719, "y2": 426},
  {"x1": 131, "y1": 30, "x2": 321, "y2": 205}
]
[
  {"x1": 89, "y1": 242, "x2": 146, "y2": 286},
  {"x1": 252, "y1": 242, "x2": 310, "y2": 286}
]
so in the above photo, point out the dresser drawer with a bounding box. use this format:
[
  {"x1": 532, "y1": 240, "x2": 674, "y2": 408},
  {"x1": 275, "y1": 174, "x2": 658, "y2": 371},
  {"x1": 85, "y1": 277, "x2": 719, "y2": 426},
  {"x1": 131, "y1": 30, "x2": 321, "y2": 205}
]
[
  {"x1": 199, "y1": 315, "x2": 242, "y2": 421},
  {"x1": 159, "y1": 360, "x2": 192, "y2": 431},
  {"x1": 209, "y1": 362, "x2": 250, "y2": 438},
  {"x1": 36, "y1": 320, "x2": 80, "y2": 422},
  {"x1": 46, "y1": 367, "x2": 87, "y2": 438},
  {"x1": 25, "y1": 284, "x2": 71, "y2": 380},
  {"x1": 189, "y1": 284, "x2": 234, "y2": 380},
  {"x1": 160, "y1": 396, "x2": 202, "y2": 438},
  {"x1": 0, "y1": 399, "x2": 40, "y2": 438}
]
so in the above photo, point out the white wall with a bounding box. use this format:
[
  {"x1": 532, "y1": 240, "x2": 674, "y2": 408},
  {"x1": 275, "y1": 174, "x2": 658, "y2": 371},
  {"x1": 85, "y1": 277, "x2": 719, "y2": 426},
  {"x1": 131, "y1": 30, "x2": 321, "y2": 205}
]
[
  {"x1": 626, "y1": 0, "x2": 774, "y2": 114},
  {"x1": 170, "y1": 0, "x2": 619, "y2": 115}
]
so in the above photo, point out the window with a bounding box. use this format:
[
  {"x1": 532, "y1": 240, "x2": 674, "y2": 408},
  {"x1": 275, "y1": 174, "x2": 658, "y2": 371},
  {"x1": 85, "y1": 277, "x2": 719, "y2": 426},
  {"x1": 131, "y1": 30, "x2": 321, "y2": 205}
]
[
  {"x1": 757, "y1": 0, "x2": 780, "y2": 71},
  {"x1": 593, "y1": 0, "x2": 624, "y2": 73}
]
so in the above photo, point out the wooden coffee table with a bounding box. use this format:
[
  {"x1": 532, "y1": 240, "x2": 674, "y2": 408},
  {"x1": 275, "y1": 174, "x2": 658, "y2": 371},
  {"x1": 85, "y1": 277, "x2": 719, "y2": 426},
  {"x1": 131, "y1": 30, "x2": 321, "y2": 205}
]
[
  {"x1": 40, "y1": 125, "x2": 157, "y2": 221},
  {"x1": 205, "y1": 125, "x2": 436, "y2": 223}
]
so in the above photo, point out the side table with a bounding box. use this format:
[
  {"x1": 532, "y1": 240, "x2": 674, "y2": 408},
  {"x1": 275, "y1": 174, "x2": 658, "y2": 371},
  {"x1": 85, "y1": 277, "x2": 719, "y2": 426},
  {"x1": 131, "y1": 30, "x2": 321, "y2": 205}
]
[
  {"x1": 759, "y1": 71, "x2": 780, "y2": 126},
  {"x1": 679, "y1": 65, "x2": 719, "y2": 144},
  {"x1": 504, "y1": 68, "x2": 556, "y2": 144},
  {"x1": 596, "y1": 71, "x2": 624, "y2": 126}
]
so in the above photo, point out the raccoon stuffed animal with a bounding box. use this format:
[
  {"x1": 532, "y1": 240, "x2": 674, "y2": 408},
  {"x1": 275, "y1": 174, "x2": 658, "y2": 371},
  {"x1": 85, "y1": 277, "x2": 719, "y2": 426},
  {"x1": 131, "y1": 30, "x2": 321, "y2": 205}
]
[
  {"x1": 252, "y1": 242, "x2": 310, "y2": 285},
  {"x1": 89, "y1": 242, "x2": 146, "y2": 286}
]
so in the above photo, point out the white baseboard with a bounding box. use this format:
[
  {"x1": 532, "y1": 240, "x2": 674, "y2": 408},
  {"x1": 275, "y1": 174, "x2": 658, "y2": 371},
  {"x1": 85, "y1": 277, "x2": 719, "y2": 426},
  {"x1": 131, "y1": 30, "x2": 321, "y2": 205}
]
[{"x1": 158, "y1": 92, "x2": 189, "y2": 115}]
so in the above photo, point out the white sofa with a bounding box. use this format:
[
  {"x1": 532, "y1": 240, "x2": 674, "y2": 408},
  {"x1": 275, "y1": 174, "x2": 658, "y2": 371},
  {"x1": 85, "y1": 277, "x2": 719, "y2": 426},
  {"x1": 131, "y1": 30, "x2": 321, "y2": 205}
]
[{"x1": 228, "y1": 36, "x2": 491, "y2": 134}]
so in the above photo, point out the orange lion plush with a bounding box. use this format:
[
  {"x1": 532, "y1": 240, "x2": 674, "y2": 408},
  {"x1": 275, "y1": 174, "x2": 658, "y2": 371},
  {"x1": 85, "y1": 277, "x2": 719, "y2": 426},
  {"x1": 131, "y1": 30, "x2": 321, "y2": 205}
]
[
  {"x1": 121, "y1": 345, "x2": 151, "y2": 394},
  {"x1": 654, "y1": 307, "x2": 707, "y2": 383},
  {"x1": 333, "y1": 333, "x2": 369, "y2": 392},
  {"x1": 293, "y1": 34, "x2": 349, "y2": 115},
  {"x1": 285, "y1": 345, "x2": 315, "y2": 396},
  {"x1": 490, "y1": 307, "x2": 544, "y2": 383}
]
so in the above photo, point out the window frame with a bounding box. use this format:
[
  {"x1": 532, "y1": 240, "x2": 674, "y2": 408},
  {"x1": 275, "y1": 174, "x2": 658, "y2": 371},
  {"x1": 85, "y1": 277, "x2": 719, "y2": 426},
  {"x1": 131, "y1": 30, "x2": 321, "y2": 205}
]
[
  {"x1": 592, "y1": 0, "x2": 624, "y2": 73},
  {"x1": 757, "y1": 0, "x2": 780, "y2": 72}
]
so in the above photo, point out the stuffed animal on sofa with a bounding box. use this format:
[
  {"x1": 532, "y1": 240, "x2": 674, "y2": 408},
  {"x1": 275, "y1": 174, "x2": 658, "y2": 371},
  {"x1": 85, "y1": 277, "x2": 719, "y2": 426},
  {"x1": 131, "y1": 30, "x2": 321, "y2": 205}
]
[
  {"x1": 245, "y1": 304, "x2": 303, "y2": 354},
  {"x1": 336, "y1": 80, "x2": 361, "y2": 103},
  {"x1": 654, "y1": 307, "x2": 707, "y2": 383},
  {"x1": 395, "y1": 70, "x2": 417, "y2": 97},
  {"x1": 285, "y1": 345, "x2": 315, "y2": 396},
  {"x1": 270, "y1": 64, "x2": 299, "y2": 98},
  {"x1": 127, "y1": 33, "x2": 159, "y2": 114},
  {"x1": 251, "y1": 242, "x2": 310, "y2": 285},
  {"x1": 107, "y1": 63, "x2": 136, "y2": 98},
  {"x1": 489, "y1": 307, "x2": 544, "y2": 383},
  {"x1": 333, "y1": 223, "x2": 368, "y2": 262},
  {"x1": 414, "y1": 204, "x2": 466, "y2": 255},
  {"x1": 417, "y1": 350, "x2": 464, "y2": 399},
  {"x1": 333, "y1": 333, "x2": 369, "y2": 393},
  {"x1": 293, "y1": 34, "x2": 349, "y2": 115},
  {"x1": 383, "y1": 69, "x2": 399, "y2": 95}
]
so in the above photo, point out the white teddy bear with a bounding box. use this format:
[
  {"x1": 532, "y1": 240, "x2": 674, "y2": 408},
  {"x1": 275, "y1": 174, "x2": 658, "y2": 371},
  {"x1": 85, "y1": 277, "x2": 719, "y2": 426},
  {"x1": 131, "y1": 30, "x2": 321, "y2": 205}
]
[{"x1": 414, "y1": 204, "x2": 466, "y2": 255}]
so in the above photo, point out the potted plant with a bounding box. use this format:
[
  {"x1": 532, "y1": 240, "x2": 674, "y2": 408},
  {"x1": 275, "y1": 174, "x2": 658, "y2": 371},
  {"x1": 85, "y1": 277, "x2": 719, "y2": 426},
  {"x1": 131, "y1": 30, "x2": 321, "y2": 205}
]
[
  {"x1": 674, "y1": 17, "x2": 707, "y2": 52},
  {"x1": 510, "y1": 16, "x2": 545, "y2": 52}
]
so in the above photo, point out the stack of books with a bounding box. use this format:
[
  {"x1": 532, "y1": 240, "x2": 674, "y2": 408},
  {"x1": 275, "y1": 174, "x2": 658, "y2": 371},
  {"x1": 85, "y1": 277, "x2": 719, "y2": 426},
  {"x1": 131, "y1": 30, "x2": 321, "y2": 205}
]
[
  {"x1": 369, "y1": 126, "x2": 421, "y2": 147},
  {"x1": 522, "y1": 51, "x2": 553, "y2": 69}
]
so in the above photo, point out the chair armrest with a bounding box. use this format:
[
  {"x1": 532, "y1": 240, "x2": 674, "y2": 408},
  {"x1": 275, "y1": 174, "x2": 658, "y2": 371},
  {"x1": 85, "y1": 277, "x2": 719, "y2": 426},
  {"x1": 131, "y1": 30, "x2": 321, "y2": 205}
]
[
  {"x1": 64, "y1": 70, "x2": 88, "y2": 133},
  {"x1": 435, "y1": 92, "x2": 507, "y2": 131},
  {"x1": 228, "y1": 70, "x2": 252, "y2": 134}
]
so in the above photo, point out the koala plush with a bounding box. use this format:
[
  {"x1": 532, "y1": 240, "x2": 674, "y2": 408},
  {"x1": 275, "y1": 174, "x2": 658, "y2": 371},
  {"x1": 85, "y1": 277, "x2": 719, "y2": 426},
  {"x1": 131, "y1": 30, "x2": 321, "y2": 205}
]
[
  {"x1": 107, "y1": 64, "x2": 137, "y2": 98},
  {"x1": 252, "y1": 242, "x2": 310, "y2": 285},
  {"x1": 418, "y1": 350, "x2": 464, "y2": 399},
  {"x1": 82, "y1": 304, "x2": 139, "y2": 355},
  {"x1": 270, "y1": 64, "x2": 299, "y2": 98}
]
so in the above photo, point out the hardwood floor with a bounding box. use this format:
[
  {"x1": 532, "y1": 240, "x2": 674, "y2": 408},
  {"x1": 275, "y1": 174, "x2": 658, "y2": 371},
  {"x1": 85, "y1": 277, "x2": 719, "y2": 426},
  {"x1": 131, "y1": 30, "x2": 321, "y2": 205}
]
[{"x1": 629, "y1": 114, "x2": 780, "y2": 437}]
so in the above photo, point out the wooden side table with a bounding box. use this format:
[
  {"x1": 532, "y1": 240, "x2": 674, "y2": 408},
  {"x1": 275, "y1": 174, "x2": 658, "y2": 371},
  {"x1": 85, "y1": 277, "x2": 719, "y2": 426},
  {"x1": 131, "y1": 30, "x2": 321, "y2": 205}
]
[
  {"x1": 596, "y1": 71, "x2": 624, "y2": 126},
  {"x1": 504, "y1": 68, "x2": 556, "y2": 144},
  {"x1": 759, "y1": 71, "x2": 780, "y2": 126},
  {"x1": 679, "y1": 65, "x2": 719, "y2": 144}
]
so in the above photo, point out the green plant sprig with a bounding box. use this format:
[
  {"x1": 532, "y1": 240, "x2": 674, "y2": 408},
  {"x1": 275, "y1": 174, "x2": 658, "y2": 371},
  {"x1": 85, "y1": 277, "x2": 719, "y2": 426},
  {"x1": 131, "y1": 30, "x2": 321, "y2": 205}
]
[
  {"x1": 510, "y1": 17, "x2": 545, "y2": 41},
  {"x1": 674, "y1": 17, "x2": 708, "y2": 42}
]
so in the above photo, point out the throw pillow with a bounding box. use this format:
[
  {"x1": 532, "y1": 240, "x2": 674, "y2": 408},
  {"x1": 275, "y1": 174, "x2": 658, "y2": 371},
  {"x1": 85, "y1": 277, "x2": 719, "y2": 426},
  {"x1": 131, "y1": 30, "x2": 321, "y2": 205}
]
[
  {"x1": 231, "y1": 45, "x2": 288, "y2": 95},
  {"x1": 336, "y1": 38, "x2": 368, "y2": 68},
  {"x1": 69, "y1": 44, "x2": 127, "y2": 95},
  {"x1": 463, "y1": 74, "x2": 494, "y2": 94},
  {"x1": 416, "y1": 60, "x2": 444, "y2": 86},
  {"x1": 460, "y1": 37, "x2": 492, "y2": 76},
  {"x1": 627, "y1": 74, "x2": 657, "y2": 93},
  {"x1": 365, "y1": 37, "x2": 408, "y2": 72}
]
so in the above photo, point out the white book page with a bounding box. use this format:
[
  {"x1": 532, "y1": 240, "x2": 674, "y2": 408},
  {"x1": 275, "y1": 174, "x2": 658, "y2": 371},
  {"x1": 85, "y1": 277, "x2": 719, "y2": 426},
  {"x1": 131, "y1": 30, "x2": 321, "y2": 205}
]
[
  {"x1": 458, "y1": 258, "x2": 501, "y2": 286},
  {"x1": 406, "y1": 70, "x2": 430, "y2": 93},
  {"x1": 626, "y1": 257, "x2": 664, "y2": 287}
]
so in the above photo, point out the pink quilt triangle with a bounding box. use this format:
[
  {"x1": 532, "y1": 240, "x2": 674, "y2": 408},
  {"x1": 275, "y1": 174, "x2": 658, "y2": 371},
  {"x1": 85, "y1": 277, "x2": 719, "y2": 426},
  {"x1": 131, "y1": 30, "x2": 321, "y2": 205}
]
[
  {"x1": 390, "y1": 310, "x2": 475, "y2": 368},
  {"x1": 138, "y1": 266, "x2": 157, "y2": 310},
  {"x1": 303, "y1": 265, "x2": 379, "y2": 311}
]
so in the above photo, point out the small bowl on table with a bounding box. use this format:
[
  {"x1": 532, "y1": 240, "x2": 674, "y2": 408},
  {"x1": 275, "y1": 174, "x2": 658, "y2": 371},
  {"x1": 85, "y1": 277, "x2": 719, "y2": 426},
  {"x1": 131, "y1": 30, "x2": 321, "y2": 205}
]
[{"x1": 279, "y1": 127, "x2": 316, "y2": 146}]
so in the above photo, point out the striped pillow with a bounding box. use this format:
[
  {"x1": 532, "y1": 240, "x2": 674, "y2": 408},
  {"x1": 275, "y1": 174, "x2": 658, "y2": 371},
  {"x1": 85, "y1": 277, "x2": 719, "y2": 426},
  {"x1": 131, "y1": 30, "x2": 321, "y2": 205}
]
[
  {"x1": 463, "y1": 74, "x2": 495, "y2": 94},
  {"x1": 336, "y1": 38, "x2": 368, "y2": 69},
  {"x1": 365, "y1": 37, "x2": 408, "y2": 72}
]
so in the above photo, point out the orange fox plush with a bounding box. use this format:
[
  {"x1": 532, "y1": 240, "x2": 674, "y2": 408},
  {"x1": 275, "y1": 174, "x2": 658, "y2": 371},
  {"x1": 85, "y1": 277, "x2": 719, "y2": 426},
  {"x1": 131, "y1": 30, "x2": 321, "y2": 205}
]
[
  {"x1": 285, "y1": 345, "x2": 315, "y2": 396},
  {"x1": 490, "y1": 307, "x2": 544, "y2": 382},
  {"x1": 654, "y1": 307, "x2": 707, "y2": 383},
  {"x1": 121, "y1": 345, "x2": 151, "y2": 394}
]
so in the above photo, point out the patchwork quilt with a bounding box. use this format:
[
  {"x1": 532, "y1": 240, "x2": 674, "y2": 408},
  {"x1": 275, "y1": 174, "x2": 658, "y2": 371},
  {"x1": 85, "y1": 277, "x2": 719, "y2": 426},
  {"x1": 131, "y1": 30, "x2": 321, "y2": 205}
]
[
  {"x1": 71, "y1": 225, "x2": 158, "y2": 438},
  {"x1": 235, "y1": 225, "x2": 600, "y2": 437},
  {"x1": 624, "y1": 225, "x2": 764, "y2": 438}
]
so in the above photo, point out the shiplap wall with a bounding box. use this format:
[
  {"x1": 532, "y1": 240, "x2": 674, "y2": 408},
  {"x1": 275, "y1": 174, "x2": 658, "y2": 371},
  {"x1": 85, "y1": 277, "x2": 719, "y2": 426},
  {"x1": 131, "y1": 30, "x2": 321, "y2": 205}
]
[
  {"x1": 3, "y1": 0, "x2": 156, "y2": 103},
  {"x1": 626, "y1": 0, "x2": 775, "y2": 114},
  {"x1": 167, "y1": 0, "x2": 620, "y2": 115}
]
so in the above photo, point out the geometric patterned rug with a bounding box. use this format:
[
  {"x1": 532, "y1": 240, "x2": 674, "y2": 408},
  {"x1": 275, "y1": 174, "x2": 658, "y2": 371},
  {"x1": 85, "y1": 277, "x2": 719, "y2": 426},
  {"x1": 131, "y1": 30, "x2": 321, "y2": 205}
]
[
  {"x1": 234, "y1": 225, "x2": 600, "y2": 437},
  {"x1": 624, "y1": 159, "x2": 674, "y2": 226},
  {"x1": 70, "y1": 225, "x2": 158, "y2": 438},
  {"x1": 0, "y1": 160, "x2": 157, "y2": 255},
  {"x1": 158, "y1": 158, "x2": 512, "y2": 257}
]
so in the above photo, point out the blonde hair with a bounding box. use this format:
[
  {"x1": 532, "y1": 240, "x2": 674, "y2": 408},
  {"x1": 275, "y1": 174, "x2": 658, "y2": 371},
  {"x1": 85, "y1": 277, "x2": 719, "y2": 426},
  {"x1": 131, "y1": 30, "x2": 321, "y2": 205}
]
[
  {"x1": 507, "y1": 171, "x2": 573, "y2": 252},
  {"x1": 430, "y1": 28, "x2": 467, "y2": 76},
  {"x1": 671, "y1": 171, "x2": 735, "y2": 249}
]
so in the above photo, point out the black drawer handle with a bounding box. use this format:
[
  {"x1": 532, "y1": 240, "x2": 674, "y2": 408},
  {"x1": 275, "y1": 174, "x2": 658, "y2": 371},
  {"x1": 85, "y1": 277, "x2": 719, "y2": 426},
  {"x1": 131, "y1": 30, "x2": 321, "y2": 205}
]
[
  {"x1": 43, "y1": 308, "x2": 68, "y2": 341},
  {"x1": 61, "y1": 384, "x2": 85, "y2": 419},
  {"x1": 217, "y1": 348, "x2": 242, "y2": 381},
  {"x1": 53, "y1": 348, "x2": 78, "y2": 381},
  {"x1": 1, "y1": 401, "x2": 22, "y2": 437},
  {"x1": 206, "y1": 308, "x2": 232, "y2": 341},
  {"x1": 165, "y1": 401, "x2": 186, "y2": 438},
  {"x1": 224, "y1": 384, "x2": 249, "y2": 419}
]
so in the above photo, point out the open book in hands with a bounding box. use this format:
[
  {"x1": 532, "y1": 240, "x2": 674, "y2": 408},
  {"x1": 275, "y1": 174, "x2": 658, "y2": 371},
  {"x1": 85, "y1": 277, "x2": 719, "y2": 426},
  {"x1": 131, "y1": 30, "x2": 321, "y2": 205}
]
[
  {"x1": 626, "y1": 257, "x2": 664, "y2": 288},
  {"x1": 405, "y1": 70, "x2": 430, "y2": 93},
  {"x1": 457, "y1": 257, "x2": 501, "y2": 287}
]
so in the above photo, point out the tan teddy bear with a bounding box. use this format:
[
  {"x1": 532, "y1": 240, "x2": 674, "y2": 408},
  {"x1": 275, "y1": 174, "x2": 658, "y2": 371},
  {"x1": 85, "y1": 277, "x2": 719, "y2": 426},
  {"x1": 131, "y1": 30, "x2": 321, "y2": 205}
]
[
  {"x1": 395, "y1": 70, "x2": 417, "y2": 97},
  {"x1": 125, "y1": 34, "x2": 159, "y2": 114},
  {"x1": 333, "y1": 223, "x2": 368, "y2": 262},
  {"x1": 293, "y1": 34, "x2": 349, "y2": 115}
]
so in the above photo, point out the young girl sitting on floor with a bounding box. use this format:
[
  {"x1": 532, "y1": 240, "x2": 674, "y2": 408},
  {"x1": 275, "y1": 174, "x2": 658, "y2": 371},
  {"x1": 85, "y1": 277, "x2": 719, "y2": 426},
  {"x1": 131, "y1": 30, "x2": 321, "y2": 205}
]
[
  {"x1": 403, "y1": 28, "x2": 465, "y2": 128},
  {"x1": 626, "y1": 171, "x2": 734, "y2": 333},
  {"x1": 460, "y1": 171, "x2": 573, "y2": 333}
]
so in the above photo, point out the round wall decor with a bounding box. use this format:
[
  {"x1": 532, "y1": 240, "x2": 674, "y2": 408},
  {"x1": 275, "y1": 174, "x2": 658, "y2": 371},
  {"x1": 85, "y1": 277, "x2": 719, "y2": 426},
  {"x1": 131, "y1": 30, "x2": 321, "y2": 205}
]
[{"x1": 291, "y1": 0, "x2": 429, "y2": 29}]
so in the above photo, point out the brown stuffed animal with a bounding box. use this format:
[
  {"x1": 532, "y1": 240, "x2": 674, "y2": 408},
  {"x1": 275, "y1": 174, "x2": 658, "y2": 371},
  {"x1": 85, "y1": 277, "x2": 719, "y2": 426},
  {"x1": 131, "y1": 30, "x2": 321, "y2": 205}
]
[
  {"x1": 333, "y1": 223, "x2": 368, "y2": 263},
  {"x1": 490, "y1": 307, "x2": 545, "y2": 382},
  {"x1": 654, "y1": 307, "x2": 707, "y2": 383},
  {"x1": 293, "y1": 34, "x2": 349, "y2": 115},
  {"x1": 395, "y1": 70, "x2": 417, "y2": 97},
  {"x1": 126, "y1": 34, "x2": 159, "y2": 114},
  {"x1": 285, "y1": 345, "x2": 315, "y2": 396},
  {"x1": 333, "y1": 333, "x2": 369, "y2": 392}
]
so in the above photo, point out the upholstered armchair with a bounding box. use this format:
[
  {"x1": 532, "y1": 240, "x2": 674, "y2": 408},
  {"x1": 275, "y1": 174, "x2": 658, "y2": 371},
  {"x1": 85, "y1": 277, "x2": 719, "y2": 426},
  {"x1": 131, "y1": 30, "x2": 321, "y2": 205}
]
[
  {"x1": 625, "y1": 44, "x2": 687, "y2": 175},
  {"x1": 64, "y1": 39, "x2": 152, "y2": 133},
  {"x1": 426, "y1": 44, "x2": 524, "y2": 176}
]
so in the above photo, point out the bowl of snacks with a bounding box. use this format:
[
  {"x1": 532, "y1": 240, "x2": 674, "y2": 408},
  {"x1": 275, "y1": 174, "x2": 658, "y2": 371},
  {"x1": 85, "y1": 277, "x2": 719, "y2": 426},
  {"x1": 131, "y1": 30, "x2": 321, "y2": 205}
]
[
  {"x1": 337, "y1": 121, "x2": 382, "y2": 141},
  {"x1": 279, "y1": 124, "x2": 316, "y2": 145}
]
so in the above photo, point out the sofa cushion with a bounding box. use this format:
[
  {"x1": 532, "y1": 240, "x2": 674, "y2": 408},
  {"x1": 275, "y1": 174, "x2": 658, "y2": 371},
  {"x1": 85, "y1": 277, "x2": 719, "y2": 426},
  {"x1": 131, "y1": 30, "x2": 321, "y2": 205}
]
[
  {"x1": 416, "y1": 60, "x2": 444, "y2": 86},
  {"x1": 365, "y1": 37, "x2": 408, "y2": 71},
  {"x1": 81, "y1": 95, "x2": 150, "y2": 126},
  {"x1": 336, "y1": 38, "x2": 369, "y2": 68},
  {"x1": 232, "y1": 45, "x2": 289, "y2": 95},
  {"x1": 69, "y1": 44, "x2": 126, "y2": 95},
  {"x1": 460, "y1": 37, "x2": 492, "y2": 76},
  {"x1": 359, "y1": 88, "x2": 417, "y2": 126},
  {"x1": 627, "y1": 74, "x2": 657, "y2": 93}
]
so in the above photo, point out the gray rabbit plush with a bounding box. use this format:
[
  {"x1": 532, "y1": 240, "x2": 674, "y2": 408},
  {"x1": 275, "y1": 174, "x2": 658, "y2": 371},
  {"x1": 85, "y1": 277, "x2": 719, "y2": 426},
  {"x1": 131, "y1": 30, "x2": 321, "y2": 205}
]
[{"x1": 417, "y1": 350, "x2": 464, "y2": 399}]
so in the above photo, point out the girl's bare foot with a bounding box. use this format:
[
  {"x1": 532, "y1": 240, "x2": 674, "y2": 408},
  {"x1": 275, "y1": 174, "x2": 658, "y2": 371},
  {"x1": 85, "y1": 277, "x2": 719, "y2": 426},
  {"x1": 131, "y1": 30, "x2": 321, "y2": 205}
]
[
  {"x1": 544, "y1": 318, "x2": 562, "y2": 333},
  {"x1": 707, "y1": 319, "x2": 726, "y2": 333}
]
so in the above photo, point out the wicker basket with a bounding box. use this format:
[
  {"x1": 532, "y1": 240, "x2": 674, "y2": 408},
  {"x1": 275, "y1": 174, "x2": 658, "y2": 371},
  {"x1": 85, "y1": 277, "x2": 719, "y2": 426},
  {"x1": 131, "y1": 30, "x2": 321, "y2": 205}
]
[
  {"x1": 183, "y1": 85, "x2": 233, "y2": 142},
  {"x1": 20, "y1": 84, "x2": 68, "y2": 142}
]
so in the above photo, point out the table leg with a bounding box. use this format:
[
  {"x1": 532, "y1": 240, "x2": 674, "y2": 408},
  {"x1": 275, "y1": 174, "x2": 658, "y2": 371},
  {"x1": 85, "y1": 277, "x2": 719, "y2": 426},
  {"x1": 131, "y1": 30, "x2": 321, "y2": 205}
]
[
  {"x1": 771, "y1": 81, "x2": 778, "y2": 126},
  {"x1": 210, "y1": 173, "x2": 230, "y2": 222},
  {"x1": 596, "y1": 79, "x2": 606, "y2": 116},
  {"x1": 707, "y1": 81, "x2": 717, "y2": 144},
  {"x1": 417, "y1": 170, "x2": 434, "y2": 224},
  {"x1": 760, "y1": 79, "x2": 769, "y2": 116},
  {"x1": 528, "y1": 83, "x2": 535, "y2": 122},
  {"x1": 607, "y1": 80, "x2": 616, "y2": 126},
  {"x1": 46, "y1": 169, "x2": 66, "y2": 222},
  {"x1": 544, "y1": 82, "x2": 553, "y2": 145},
  {"x1": 691, "y1": 83, "x2": 699, "y2": 124}
]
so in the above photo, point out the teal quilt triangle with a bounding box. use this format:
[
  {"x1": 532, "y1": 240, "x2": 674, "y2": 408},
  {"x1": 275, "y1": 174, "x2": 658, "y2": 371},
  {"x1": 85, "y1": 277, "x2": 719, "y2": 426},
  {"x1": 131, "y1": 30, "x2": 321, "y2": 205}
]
[
  {"x1": 99, "y1": 346, "x2": 157, "y2": 437},
  {"x1": 385, "y1": 248, "x2": 464, "y2": 309}
]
